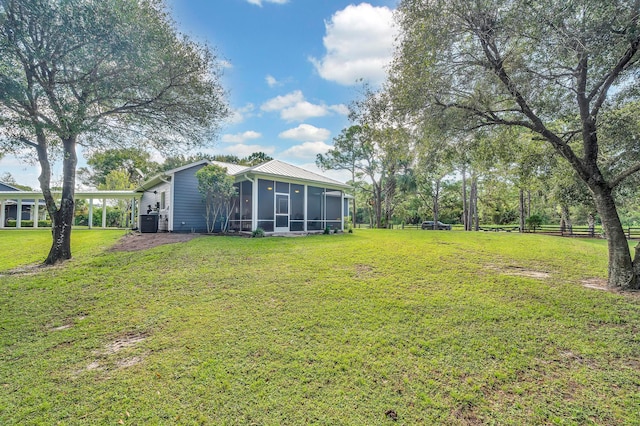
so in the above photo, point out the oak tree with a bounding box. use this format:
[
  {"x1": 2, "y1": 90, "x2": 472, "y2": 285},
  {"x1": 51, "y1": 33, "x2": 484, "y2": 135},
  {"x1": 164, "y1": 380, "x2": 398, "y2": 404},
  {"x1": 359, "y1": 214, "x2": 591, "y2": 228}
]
[
  {"x1": 391, "y1": 0, "x2": 640, "y2": 289},
  {"x1": 0, "y1": 0, "x2": 228, "y2": 264}
]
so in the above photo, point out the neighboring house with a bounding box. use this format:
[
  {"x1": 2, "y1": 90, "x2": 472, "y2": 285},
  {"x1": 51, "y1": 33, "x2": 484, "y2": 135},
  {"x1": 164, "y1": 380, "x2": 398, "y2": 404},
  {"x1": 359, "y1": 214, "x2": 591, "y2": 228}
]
[
  {"x1": 136, "y1": 159, "x2": 351, "y2": 233},
  {"x1": 0, "y1": 181, "x2": 42, "y2": 225}
]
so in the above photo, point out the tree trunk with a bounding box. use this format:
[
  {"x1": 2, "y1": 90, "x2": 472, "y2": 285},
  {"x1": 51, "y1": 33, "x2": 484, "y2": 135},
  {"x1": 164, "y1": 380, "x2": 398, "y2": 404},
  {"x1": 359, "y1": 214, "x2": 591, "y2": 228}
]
[
  {"x1": 461, "y1": 165, "x2": 468, "y2": 230},
  {"x1": 374, "y1": 183, "x2": 383, "y2": 228},
  {"x1": 472, "y1": 178, "x2": 479, "y2": 231},
  {"x1": 352, "y1": 197, "x2": 357, "y2": 228},
  {"x1": 519, "y1": 188, "x2": 525, "y2": 233},
  {"x1": 560, "y1": 204, "x2": 572, "y2": 235},
  {"x1": 384, "y1": 175, "x2": 396, "y2": 228},
  {"x1": 44, "y1": 137, "x2": 77, "y2": 265},
  {"x1": 468, "y1": 176, "x2": 478, "y2": 231},
  {"x1": 433, "y1": 178, "x2": 440, "y2": 229},
  {"x1": 592, "y1": 185, "x2": 637, "y2": 289}
]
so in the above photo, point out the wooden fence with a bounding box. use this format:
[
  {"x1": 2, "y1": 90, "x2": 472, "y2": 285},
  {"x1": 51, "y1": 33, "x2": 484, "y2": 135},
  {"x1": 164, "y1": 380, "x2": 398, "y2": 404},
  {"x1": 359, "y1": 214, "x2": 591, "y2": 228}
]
[{"x1": 356, "y1": 222, "x2": 640, "y2": 239}]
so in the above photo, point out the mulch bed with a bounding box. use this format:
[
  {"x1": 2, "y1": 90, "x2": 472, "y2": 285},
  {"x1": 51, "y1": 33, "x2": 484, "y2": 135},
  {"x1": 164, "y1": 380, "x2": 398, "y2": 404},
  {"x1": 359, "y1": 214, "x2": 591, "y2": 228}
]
[{"x1": 109, "y1": 232, "x2": 201, "y2": 252}]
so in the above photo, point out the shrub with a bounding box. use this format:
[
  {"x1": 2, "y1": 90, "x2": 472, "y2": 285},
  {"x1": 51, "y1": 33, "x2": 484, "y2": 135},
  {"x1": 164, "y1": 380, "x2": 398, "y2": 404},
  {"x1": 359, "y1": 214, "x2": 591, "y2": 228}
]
[
  {"x1": 324, "y1": 226, "x2": 330, "y2": 234},
  {"x1": 252, "y1": 227, "x2": 265, "y2": 238},
  {"x1": 526, "y1": 214, "x2": 544, "y2": 229},
  {"x1": 5, "y1": 220, "x2": 51, "y2": 228}
]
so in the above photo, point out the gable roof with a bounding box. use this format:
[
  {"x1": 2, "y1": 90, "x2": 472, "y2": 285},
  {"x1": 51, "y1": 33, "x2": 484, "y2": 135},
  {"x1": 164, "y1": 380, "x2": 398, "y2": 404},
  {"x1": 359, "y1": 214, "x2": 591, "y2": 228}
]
[
  {"x1": 136, "y1": 159, "x2": 349, "y2": 192},
  {"x1": 241, "y1": 160, "x2": 349, "y2": 188},
  {"x1": 0, "y1": 181, "x2": 22, "y2": 192}
]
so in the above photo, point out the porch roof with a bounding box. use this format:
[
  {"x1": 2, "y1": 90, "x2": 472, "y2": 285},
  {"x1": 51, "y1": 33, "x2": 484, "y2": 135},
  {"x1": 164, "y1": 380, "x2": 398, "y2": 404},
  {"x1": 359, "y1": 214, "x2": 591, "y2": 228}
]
[{"x1": 0, "y1": 190, "x2": 138, "y2": 201}]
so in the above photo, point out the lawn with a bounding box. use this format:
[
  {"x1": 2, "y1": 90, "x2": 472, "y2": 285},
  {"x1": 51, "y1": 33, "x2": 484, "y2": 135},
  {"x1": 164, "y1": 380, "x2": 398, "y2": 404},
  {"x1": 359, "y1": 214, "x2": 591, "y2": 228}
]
[{"x1": 0, "y1": 229, "x2": 639, "y2": 425}]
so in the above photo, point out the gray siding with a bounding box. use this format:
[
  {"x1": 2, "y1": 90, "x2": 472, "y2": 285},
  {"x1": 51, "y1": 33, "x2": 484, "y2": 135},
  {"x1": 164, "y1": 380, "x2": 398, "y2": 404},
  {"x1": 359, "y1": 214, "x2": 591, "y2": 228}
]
[{"x1": 173, "y1": 165, "x2": 208, "y2": 233}]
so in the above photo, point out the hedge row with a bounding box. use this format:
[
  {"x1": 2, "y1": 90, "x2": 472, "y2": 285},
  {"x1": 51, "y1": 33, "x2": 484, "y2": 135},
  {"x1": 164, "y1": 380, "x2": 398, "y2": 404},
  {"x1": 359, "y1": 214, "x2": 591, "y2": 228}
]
[{"x1": 4, "y1": 220, "x2": 52, "y2": 227}]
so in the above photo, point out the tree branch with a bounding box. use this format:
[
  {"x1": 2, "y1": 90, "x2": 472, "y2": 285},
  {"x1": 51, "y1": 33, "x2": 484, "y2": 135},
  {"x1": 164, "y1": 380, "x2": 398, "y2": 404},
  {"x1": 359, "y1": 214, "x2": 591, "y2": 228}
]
[{"x1": 610, "y1": 162, "x2": 640, "y2": 189}]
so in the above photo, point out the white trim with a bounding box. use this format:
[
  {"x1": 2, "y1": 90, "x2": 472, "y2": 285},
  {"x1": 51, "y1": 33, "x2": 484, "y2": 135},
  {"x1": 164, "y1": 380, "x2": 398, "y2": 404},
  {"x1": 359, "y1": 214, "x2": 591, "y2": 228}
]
[
  {"x1": 304, "y1": 184, "x2": 308, "y2": 232},
  {"x1": 252, "y1": 177, "x2": 258, "y2": 231},
  {"x1": 341, "y1": 193, "x2": 344, "y2": 231},
  {"x1": 16, "y1": 199, "x2": 22, "y2": 228},
  {"x1": 0, "y1": 190, "x2": 138, "y2": 200},
  {"x1": 88, "y1": 199, "x2": 93, "y2": 229},
  {"x1": 0, "y1": 199, "x2": 5, "y2": 228},
  {"x1": 169, "y1": 176, "x2": 175, "y2": 232},
  {"x1": 274, "y1": 191, "x2": 290, "y2": 233},
  {"x1": 102, "y1": 198, "x2": 107, "y2": 228},
  {"x1": 33, "y1": 199, "x2": 39, "y2": 228}
]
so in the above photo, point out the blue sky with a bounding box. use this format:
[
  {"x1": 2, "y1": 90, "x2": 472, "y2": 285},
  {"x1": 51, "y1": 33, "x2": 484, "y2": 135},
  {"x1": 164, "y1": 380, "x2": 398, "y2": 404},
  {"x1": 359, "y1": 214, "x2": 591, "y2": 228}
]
[{"x1": 1, "y1": 0, "x2": 398, "y2": 188}]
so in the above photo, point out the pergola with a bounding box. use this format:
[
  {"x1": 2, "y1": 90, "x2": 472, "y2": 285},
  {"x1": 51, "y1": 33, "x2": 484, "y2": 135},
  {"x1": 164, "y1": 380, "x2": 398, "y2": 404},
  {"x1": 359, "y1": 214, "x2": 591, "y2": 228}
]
[{"x1": 0, "y1": 190, "x2": 141, "y2": 229}]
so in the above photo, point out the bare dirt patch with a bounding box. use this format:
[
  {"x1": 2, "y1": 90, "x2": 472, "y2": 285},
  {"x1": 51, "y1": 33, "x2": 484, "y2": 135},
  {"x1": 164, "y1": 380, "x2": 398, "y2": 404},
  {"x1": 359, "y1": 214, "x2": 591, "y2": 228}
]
[
  {"x1": 116, "y1": 356, "x2": 144, "y2": 369},
  {"x1": 82, "y1": 333, "x2": 149, "y2": 373},
  {"x1": 581, "y1": 278, "x2": 608, "y2": 291},
  {"x1": 109, "y1": 232, "x2": 200, "y2": 252},
  {"x1": 486, "y1": 264, "x2": 550, "y2": 279},
  {"x1": 102, "y1": 332, "x2": 148, "y2": 355},
  {"x1": 354, "y1": 264, "x2": 376, "y2": 278}
]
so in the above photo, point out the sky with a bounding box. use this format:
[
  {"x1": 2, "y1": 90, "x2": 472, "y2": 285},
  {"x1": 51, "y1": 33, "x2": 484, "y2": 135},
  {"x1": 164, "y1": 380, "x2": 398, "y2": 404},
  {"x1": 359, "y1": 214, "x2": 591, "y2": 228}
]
[{"x1": 0, "y1": 0, "x2": 399, "y2": 188}]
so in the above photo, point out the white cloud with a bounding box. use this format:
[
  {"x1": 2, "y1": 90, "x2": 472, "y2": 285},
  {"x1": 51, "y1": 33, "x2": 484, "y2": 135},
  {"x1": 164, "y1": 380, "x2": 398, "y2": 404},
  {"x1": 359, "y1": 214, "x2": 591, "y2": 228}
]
[
  {"x1": 261, "y1": 91, "x2": 349, "y2": 122},
  {"x1": 281, "y1": 101, "x2": 328, "y2": 121},
  {"x1": 329, "y1": 104, "x2": 349, "y2": 115},
  {"x1": 226, "y1": 103, "x2": 256, "y2": 125},
  {"x1": 221, "y1": 130, "x2": 262, "y2": 143},
  {"x1": 247, "y1": 0, "x2": 289, "y2": 7},
  {"x1": 265, "y1": 75, "x2": 279, "y2": 87},
  {"x1": 261, "y1": 90, "x2": 304, "y2": 112},
  {"x1": 310, "y1": 3, "x2": 397, "y2": 86},
  {"x1": 279, "y1": 124, "x2": 331, "y2": 142},
  {"x1": 197, "y1": 144, "x2": 275, "y2": 159},
  {"x1": 220, "y1": 144, "x2": 276, "y2": 157},
  {"x1": 281, "y1": 141, "x2": 333, "y2": 160}
]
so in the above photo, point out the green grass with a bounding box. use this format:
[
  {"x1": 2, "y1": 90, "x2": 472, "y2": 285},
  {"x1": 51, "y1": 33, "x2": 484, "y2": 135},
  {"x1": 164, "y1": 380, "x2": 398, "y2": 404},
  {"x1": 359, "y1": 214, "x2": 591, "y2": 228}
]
[
  {"x1": 1, "y1": 229, "x2": 639, "y2": 425},
  {"x1": 0, "y1": 228, "x2": 127, "y2": 271}
]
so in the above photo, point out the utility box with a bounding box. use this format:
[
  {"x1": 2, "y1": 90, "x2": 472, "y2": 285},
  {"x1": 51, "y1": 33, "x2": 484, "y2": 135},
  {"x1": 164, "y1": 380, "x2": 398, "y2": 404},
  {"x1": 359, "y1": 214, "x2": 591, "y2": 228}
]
[{"x1": 140, "y1": 214, "x2": 159, "y2": 233}]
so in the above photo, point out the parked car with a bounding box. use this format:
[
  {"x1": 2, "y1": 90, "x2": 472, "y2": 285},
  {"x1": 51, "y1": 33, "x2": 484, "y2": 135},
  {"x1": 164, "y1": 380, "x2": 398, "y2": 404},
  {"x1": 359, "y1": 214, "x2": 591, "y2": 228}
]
[{"x1": 421, "y1": 220, "x2": 452, "y2": 230}]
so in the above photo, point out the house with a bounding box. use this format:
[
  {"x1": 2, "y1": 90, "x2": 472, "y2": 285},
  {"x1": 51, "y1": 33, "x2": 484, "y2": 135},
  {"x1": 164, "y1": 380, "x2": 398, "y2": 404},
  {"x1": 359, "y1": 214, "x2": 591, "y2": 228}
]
[
  {"x1": 135, "y1": 159, "x2": 351, "y2": 233},
  {"x1": 0, "y1": 181, "x2": 43, "y2": 225}
]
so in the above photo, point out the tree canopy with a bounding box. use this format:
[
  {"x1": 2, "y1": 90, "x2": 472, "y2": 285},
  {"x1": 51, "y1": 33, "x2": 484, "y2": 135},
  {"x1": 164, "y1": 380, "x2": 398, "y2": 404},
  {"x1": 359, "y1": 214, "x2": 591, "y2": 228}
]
[
  {"x1": 0, "y1": 0, "x2": 228, "y2": 263},
  {"x1": 389, "y1": 0, "x2": 640, "y2": 289}
]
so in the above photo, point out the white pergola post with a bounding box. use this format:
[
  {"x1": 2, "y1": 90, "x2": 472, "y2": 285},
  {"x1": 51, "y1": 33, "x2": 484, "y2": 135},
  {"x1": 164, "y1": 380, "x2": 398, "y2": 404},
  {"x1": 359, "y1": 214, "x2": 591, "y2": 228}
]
[
  {"x1": 33, "y1": 200, "x2": 39, "y2": 228},
  {"x1": 0, "y1": 200, "x2": 5, "y2": 229},
  {"x1": 101, "y1": 198, "x2": 107, "y2": 228},
  {"x1": 16, "y1": 199, "x2": 22, "y2": 228},
  {"x1": 88, "y1": 198, "x2": 93, "y2": 229}
]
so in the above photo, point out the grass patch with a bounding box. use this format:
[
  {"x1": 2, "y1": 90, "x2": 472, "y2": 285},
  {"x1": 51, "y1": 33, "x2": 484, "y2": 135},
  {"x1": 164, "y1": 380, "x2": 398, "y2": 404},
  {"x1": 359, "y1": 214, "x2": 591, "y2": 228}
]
[
  {"x1": 0, "y1": 229, "x2": 127, "y2": 272},
  {"x1": 1, "y1": 229, "x2": 639, "y2": 424}
]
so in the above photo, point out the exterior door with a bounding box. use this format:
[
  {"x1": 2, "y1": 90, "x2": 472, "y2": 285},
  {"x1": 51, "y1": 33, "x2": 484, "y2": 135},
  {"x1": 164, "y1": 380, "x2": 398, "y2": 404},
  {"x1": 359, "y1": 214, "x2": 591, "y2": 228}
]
[{"x1": 275, "y1": 193, "x2": 289, "y2": 232}]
